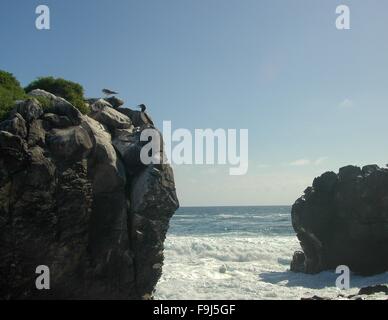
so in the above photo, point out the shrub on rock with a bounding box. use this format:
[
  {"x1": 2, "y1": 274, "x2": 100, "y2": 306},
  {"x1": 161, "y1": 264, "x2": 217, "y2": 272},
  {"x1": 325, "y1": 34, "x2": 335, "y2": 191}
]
[
  {"x1": 0, "y1": 70, "x2": 27, "y2": 121},
  {"x1": 25, "y1": 76, "x2": 90, "y2": 115}
]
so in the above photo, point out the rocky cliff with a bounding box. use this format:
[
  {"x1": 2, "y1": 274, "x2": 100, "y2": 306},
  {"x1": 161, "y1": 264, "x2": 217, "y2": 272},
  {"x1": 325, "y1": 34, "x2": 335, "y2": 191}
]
[
  {"x1": 290, "y1": 165, "x2": 388, "y2": 276},
  {"x1": 0, "y1": 90, "x2": 179, "y2": 299}
]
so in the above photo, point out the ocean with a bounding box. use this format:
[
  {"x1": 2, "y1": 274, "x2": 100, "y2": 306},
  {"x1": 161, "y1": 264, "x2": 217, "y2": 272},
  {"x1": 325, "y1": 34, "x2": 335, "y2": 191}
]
[{"x1": 154, "y1": 206, "x2": 388, "y2": 300}]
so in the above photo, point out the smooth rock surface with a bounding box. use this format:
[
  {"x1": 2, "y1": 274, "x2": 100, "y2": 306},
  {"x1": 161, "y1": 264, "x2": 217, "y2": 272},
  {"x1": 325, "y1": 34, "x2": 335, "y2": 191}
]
[{"x1": 90, "y1": 99, "x2": 132, "y2": 131}]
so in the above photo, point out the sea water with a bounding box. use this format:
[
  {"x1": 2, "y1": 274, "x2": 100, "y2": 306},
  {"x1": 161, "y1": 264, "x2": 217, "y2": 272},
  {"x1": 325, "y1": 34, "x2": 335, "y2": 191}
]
[{"x1": 154, "y1": 206, "x2": 388, "y2": 300}]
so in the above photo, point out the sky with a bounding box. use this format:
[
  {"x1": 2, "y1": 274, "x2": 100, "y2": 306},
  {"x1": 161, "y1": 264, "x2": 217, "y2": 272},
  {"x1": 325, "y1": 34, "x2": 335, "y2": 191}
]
[{"x1": 1, "y1": 0, "x2": 388, "y2": 206}]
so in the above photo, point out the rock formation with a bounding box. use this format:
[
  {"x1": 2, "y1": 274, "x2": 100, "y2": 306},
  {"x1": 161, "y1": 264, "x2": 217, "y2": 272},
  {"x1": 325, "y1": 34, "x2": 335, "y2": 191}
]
[
  {"x1": 0, "y1": 90, "x2": 179, "y2": 299},
  {"x1": 302, "y1": 285, "x2": 388, "y2": 300},
  {"x1": 291, "y1": 165, "x2": 388, "y2": 276}
]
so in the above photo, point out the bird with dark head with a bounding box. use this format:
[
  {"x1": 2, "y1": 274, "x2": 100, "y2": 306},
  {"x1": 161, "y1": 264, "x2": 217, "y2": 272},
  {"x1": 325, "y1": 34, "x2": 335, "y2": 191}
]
[
  {"x1": 102, "y1": 88, "x2": 119, "y2": 96},
  {"x1": 137, "y1": 104, "x2": 154, "y2": 126},
  {"x1": 138, "y1": 104, "x2": 147, "y2": 112}
]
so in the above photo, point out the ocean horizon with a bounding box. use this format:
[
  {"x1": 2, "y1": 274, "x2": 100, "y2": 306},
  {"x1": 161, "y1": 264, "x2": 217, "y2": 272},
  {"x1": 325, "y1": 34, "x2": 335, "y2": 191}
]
[{"x1": 155, "y1": 206, "x2": 388, "y2": 300}]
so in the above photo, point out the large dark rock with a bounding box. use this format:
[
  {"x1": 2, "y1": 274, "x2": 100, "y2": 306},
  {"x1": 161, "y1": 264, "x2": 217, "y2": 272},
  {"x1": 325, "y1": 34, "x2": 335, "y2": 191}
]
[
  {"x1": 291, "y1": 165, "x2": 388, "y2": 275},
  {"x1": 0, "y1": 92, "x2": 179, "y2": 299}
]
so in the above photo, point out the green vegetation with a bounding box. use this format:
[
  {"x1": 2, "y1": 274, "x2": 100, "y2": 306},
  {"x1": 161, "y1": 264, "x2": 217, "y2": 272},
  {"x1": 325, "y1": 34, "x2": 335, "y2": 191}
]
[
  {"x1": 25, "y1": 76, "x2": 89, "y2": 114},
  {"x1": 0, "y1": 70, "x2": 27, "y2": 120},
  {"x1": 0, "y1": 72, "x2": 90, "y2": 121},
  {"x1": 33, "y1": 96, "x2": 54, "y2": 110}
]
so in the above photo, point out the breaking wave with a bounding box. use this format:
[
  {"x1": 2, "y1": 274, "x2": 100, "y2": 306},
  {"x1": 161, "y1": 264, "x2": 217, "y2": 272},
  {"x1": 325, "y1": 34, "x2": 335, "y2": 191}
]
[{"x1": 155, "y1": 206, "x2": 388, "y2": 300}]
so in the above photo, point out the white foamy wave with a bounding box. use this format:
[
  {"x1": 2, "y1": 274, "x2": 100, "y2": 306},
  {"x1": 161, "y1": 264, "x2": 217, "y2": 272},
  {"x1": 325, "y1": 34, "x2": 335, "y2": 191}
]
[
  {"x1": 217, "y1": 213, "x2": 287, "y2": 220},
  {"x1": 154, "y1": 235, "x2": 388, "y2": 300},
  {"x1": 163, "y1": 235, "x2": 295, "y2": 263},
  {"x1": 217, "y1": 214, "x2": 245, "y2": 219}
]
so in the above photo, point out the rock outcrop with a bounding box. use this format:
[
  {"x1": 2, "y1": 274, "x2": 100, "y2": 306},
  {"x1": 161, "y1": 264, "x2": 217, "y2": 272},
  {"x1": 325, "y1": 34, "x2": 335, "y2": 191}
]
[
  {"x1": 302, "y1": 285, "x2": 388, "y2": 300},
  {"x1": 0, "y1": 90, "x2": 179, "y2": 299},
  {"x1": 291, "y1": 165, "x2": 388, "y2": 276}
]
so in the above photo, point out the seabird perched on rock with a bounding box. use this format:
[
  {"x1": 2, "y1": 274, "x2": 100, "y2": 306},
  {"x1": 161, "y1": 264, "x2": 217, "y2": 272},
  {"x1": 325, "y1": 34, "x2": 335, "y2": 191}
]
[
  {"x1": 137, "y1": 104, "x2": 154, "y2": 126},
  {"x1": 102, "y1": 88, "x2": 119, "y2": 96},
  {"x1": 138, "y1": 104, "x2": 147, "y2": 112}
]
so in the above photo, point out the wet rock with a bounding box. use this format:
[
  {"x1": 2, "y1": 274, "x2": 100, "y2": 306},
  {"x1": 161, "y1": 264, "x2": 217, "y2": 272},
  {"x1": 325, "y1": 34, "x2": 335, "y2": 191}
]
[
  {"x1": 291, "y1": 165, "x2": 388, "y2": 275},
  {"x1": 301, "y1": 295, "x2": 331, "y2": 300},
  {"x1": 290, "y1": 251, "x2": 305, "y2": 273},
  {"x1": 219, "y1": 265, "x2": 227, "y2": 273},
  {"x1": 302, "y1": 285, "x2": 388, "y2": 300},
  {"x1": 358, "y1": 285, "x2": 388, "y2": 296}
]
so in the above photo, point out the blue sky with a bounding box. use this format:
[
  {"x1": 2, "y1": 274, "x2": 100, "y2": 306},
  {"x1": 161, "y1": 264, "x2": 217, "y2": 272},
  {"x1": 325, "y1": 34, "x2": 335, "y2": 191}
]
[{"x1": 1, "y1": 0, "x2": 388, "y2": 206}]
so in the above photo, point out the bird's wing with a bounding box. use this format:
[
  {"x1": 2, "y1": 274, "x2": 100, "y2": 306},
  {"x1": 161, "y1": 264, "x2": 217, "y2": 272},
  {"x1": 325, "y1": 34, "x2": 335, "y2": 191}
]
[{"x1": 102, "y1": 89, "x2": 118, "y2": 94}]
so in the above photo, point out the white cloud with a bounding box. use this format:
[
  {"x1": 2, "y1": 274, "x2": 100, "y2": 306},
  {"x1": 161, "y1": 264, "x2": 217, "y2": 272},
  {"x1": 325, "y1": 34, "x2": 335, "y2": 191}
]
[
  {"x1": 314, "y1": 157, "x2": 328, "y2": 165},
  {"x1": 288, "y1": 157, "x2": 328, "y2": 167},
  {"x1": 289, "y1": 159, "x2": 311, "y2": 166},
  {"x1": 339, "y1": 98, "x2": 353, "y2": 108}
]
